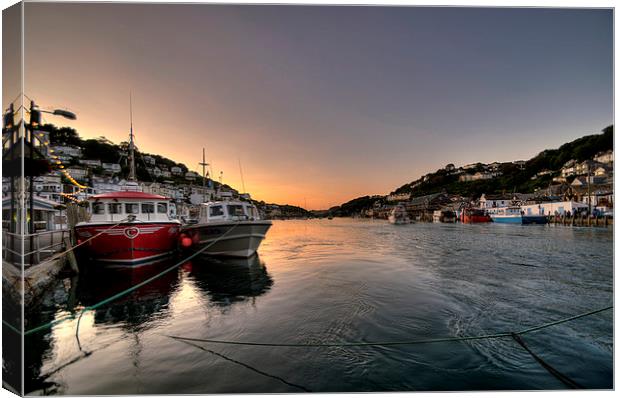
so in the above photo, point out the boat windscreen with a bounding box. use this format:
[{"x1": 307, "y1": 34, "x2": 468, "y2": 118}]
[{"x1": 227, "y1": 205, "x2": 246, "y2": 217}]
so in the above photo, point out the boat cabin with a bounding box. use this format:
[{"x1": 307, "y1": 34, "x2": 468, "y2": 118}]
[
  {"x1": 198, "y1": 201, "x2": 261, "y2": 223},
  {"x1": 86, "y1": 191, "x2": 175, "y2": 223}
]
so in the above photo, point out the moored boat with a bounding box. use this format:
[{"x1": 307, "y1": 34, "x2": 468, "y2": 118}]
[
  {"x1": 388, "y1": 204, "x2": 410, "y2": 224},
  {"x1": 460, "y1": 208, "x2": 492, "y2": 223},
  {"x1": 180, "y1": 200, "x2": 271, "y2": 257},
  {"x1": 489, "y1": 206, "x2": 523, "y2": 224},
  {"x1": 74, "y1": 97, "x2": 181, "y2": 267},
  {"x1": 74, "y1": 190, "x2": 181, "y2": 266},
  {"x1": 433, "y1": 209, "x2": 457, "y2": 223}
]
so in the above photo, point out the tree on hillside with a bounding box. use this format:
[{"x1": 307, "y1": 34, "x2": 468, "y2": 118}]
[
  {"x1": 38, "y1": 124, "x2": 82, "y2": 146},
  {"x1": 81, "y1": 139, "x2": 120, "y2": 163}
]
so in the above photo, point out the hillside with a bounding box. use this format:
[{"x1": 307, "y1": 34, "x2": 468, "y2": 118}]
[
  {"x1": 39, "y1": 123, "x2": 312, "y2": 217},
  {"x1": 41, "y1": 123, "x2": 211, "y2": 186},
  {"x1": 335, "y1": 125, "x2": 613, "y2": 216}
]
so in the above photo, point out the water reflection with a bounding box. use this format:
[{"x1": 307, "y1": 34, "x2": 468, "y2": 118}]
[
  {"x1": 22, "y1": 220, "x2": 612, "y2": 394},
  {"x1": 182, "y1": 254, "x2": 273, "y2": 307},
  {"x1": 76, "y1": 262, "x2": 181, "y2": 331}
]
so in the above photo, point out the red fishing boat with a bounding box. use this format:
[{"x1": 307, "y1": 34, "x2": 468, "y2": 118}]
[
  {"x1": 74, "y1": 96, "x2": 180, "y2": 266},
  {"x1": 74, "y1": 190, "x2": 181, "y2": 266},
  {"x1": 460, "y1": 208, "x2": 492, "y2": 223}
]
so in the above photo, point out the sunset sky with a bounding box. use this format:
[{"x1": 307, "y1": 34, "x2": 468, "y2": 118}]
[{"x1": 9, "y1": 3, "x2": 613, "y2": 209}]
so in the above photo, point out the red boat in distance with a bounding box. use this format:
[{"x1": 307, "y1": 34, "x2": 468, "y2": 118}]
[{"x1": 460, "y1": 208, "x2": 492, "y2": 223}]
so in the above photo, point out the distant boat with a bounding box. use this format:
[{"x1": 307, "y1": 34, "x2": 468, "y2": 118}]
[
  {"x1": 460, "y1": 208, "x2": 492, "y2": 223},
  {"x1": 180, "y1": 200, "x2": 271, "y2": 258},
  {"x1": 433, "y1": 209, "x2": 456, "y2": 223},
  {"x1": 489, "y1": 206, "x2": 548, "y2": 224},
  {"x1": 388, "y1": 204, "x2": 410, "y2": 225},
  {"x1": 489, "y1": 206, "x2": 522, "y2": 224}
]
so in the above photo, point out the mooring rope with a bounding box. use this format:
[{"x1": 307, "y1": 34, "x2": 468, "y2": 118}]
[
  {"x1": 52, "y1": 217, "x2": 132, "y2": 259},
  {"x1": 165, "y1": 305, "x2": 611, "y2": 390},
  {"x1": 164, "y1": 305, "x2": 613, "y2": 348},
  {"x1": 510, "y1": 333, "x2": 584, "y2": 389},
  {"x1": 174, "y1": 338, "x2": 312, "y2": 392},
  {"x1": 17, "y1": 222, "x2": 242, "y2": 336}
]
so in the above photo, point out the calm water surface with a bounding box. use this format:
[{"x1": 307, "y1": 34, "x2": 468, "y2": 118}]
[{"x1": 24, "y1": 219, "x2": 613, "y2": 394}]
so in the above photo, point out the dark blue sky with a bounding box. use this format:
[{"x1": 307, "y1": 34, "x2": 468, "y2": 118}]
[{"x1": 22, "y1": 4, "x2": 613, "y2": 208}]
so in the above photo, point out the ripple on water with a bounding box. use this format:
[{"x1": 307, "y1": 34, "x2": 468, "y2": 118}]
[{"x1": 23, "y1": 219, "x2": 612, "y2": 393}]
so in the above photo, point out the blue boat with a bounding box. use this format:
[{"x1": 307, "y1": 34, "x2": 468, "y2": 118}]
[{"x1": 489, "y1": 206, "x2": 523, "y2": 224}]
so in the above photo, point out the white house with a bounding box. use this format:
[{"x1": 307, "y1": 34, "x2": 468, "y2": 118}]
[
  {"x1": 33, "y1": 174, "x2": 62, "y2": 202},
  {"x1": 594, "y1": 150, "x2": 613, "y2": 165},
  {"x1": 387, "y1": 192, "x2": 411, "y2": 202},
  {"x1": 574, "y1": 161, "x2": 594, "y2": 176},
  {"x1": 50, "y1": 145, "x2": 82, "y2": 158},
  {"x1": 143, "y1": 155, "x2": 156, "y2": 165},
  {"x1": 185, "y1": 171, "x2": 198, "y2": 180},
  {"x1": 102, "y1": 163, "x2": 122, "y2": 173},
  {"x1": 79, "y1": 159, "x2": 102, "y2": 168},
  {"x1": 479, "y1": 194, "x2": 514, "y2": 209},
  {"x1": 561, "y1": 165, "x2": 576, "y2": 178},
  {"x1": 171, "y1": 166, "x2": 183, "y2": 175},
  {"x1": 65, "y1": 167, "x2": 88, "y2": 180},
  {"x1": 522, "y1": 201, "x2": 587, "y2": 217}
]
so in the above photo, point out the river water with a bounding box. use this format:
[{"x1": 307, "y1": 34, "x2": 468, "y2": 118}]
[{"x1": 23, "y1": 219, "x2": 613, "y2": 394}]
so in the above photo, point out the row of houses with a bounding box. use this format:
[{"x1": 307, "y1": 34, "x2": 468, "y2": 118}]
[
  {"x1": 366, "y1": 179, "x2": 613, "y2": 220},
  {"x1": 44, "y1": 141, "x2": 196, "y2": 181},
  {"x1": 64, "y1": 162, "x2": 199, "y2": 181}
]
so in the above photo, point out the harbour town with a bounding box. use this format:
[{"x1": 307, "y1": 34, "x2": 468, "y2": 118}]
[{"x1": 2, "y1": 3, "x2": 613, "y2": 396}]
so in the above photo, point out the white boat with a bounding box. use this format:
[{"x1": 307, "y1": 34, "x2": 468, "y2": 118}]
[
  {"x1": 180, "y1": 200, "x2": 272, "y2": 257},
  {"x1": 388, "y1": 204, "x2": 410, "y2": 225}
]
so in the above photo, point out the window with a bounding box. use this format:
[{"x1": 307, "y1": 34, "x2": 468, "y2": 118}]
[
  {"x1": 209, "y1": 205, "x2": 224, "y2": 217},
  {"x1": 157, "y1": 202, "x2": 168, "y2": 214},
  {"x1": 93, "y1": 202, "x2": 105, "y2": 215},
  {"x1": 108, "y1": 203, "x2": 122, "y2": 214},
  {"x1": 228, "y1": 205, "x2": 245, "y2": 217},
  {"x1": 246, "y1": 206, "x2": 257, "y2": 218},
  {"x1": 125, "y1": 203, "x2": 140, "y2": 214},
  {"x1": 142, "y1": 203, "x2": 155, "y2": 214}
]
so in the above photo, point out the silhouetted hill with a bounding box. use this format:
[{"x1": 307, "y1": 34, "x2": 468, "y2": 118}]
[{"x1": 335, "y1": 125, "x2": 612, "y2": 215}]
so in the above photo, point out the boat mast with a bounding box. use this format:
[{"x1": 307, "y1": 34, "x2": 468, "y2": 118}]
[
  {"x1": 238, "y1": 158, "x2": 246, "y2": 194},
  {"x1": 128, "y1": 93, "x2": 136, "y2": 182},
  {"x1": 199, "y1": 148, "x2": 209, "y2": 202}
]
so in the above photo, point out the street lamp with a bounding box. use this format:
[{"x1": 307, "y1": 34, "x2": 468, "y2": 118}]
[{"x1": 25, "y1": 101, "x2": 76, "y2": 267}]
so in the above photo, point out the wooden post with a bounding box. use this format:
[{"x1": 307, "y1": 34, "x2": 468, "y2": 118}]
[{"x1": 63, "y1": 236, "x2": 79, "y2": 274}]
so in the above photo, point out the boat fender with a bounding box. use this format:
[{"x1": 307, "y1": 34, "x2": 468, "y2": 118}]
[{"x1": 179, "y1": 233, "x2": 193, "y2": 248}]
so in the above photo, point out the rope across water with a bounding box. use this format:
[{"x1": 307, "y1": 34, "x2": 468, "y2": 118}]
[{"x1": 164, "y1": 305, "x2": 613, "y2": 348}]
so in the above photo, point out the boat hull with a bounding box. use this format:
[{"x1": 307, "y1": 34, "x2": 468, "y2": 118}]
[
  {"x1": 491, "y1": 215, "x2": 522, "y2": 224},
  {"x1": 74, "y1": 222, "x2": 181, "y2": 267},
  {"x1": 181, "y1": 221, "x2": 272, "y2": 258},
  {"x1": 461, "y1": 214, "x2": 492, "y2": 223},
  {"x1": 388, "y1": 216, "x2": 410, "y2": 225},
  {"x1": 522, "y1": 215, "x2": 548, "y2": 224}
]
